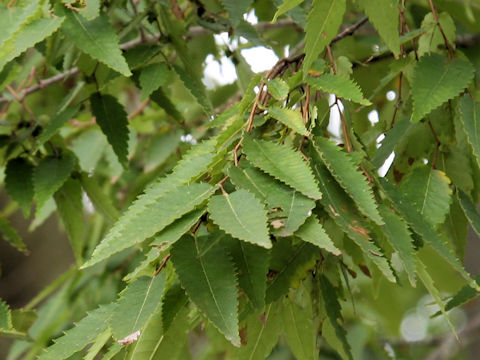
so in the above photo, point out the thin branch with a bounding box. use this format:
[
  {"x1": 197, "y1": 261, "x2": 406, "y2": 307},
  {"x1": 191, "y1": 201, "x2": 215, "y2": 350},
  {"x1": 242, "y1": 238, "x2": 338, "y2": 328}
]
[{"x1": 428, "y1": 0, "x2": 455, "y2": 58}]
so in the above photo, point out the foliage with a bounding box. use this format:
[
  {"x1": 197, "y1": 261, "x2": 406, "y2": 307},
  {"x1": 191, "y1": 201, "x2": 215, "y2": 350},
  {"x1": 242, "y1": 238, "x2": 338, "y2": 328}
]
[{"x1": 1, "y1": 0, "x2": 480, "y2": 359}]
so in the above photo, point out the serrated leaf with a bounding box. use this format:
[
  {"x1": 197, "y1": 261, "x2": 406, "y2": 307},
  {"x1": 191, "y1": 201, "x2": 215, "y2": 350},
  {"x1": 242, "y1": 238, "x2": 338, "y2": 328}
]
[
  {"x1": 110, "y1": 274, "x2": 166, "y2": 340},
  {"x1": 411, "y1": 54, "x2": 474, "y2": 122},
  {"x1": 379, "y1": 205, "x2": 416, "y2": 286},
  {"x1": 33, "y1": 154, "x2": 75, "y2": 215},
  {"x1": 266, "y1": 238, "x2": 318, "y2": 303},
  {"x1": 38, "y1": 304, "x2": 116, "y2": 360},
  {"x1": 79, "y1": 172, "x2": 119, "y2": 222},
  {"x1": 380, "y1": 178, "x2": 478, "y2": 290},
  {"x1": 221, "y1": 0, "x2": 252, "y2": 26},
  {"x1": 173, "y1": 64, "x2": 212, "y2": 114},
  {"x1": 0, "y1": 299, "x2": 12, "y2": 330},
  {"x1": 400, "y1": 166, "x2": 452, "y2": 227},
  {"x1": 306, "y1": 74, "x2": 371, "y2": 106},
  {"x1": 441, "y1": 274, "x2": 480, "y2": 314},
  {"x1": 5, "y1": 157, "x2": 34, "y2": 217},
  {"x1": 303, "y1": 0, "x2": 346, "y2": 74},
  {"x1": 54, "y1": 178, "x2": 85, "y2": 264},
  {"x1": 57, "y1": 8, "x2": 131, "y2": 76},
  {"x1": 161, "y1": 283, "x2": 189, "y2": 331},
  {"x1": 36, "y1": 105, "x2": 80, "y2": 151},
  {"x1": 237, "y1": 302, "x2": 283, "y2": 360},
  {"x1": 295, "y1": 216, "x2": 341, "y2": 255},
  {"x1": 224, "y1": 235, "x2": 270, "y2": 311},
  {"x1": 84, "y1": 328, "x2": 111, "y2": 360},
  {"x1": 458, "y1": 190, "x2": 480, "y2": 238},
  {"x1": 243, "y1": 137, "x2": 322, "y2": 200},
  {"x1": 313, "y1": 137, "x2": 382, "y2": 224},
  {"x1": 460, "y1": 94, "x2": 480, "y2": 168},
  {"x1": 0, "y1": 17, "x2": 64, "y2": 72},
  {"x1": 150, "y1": 87, "x2": 185, "y2": 122},
  {"x1": 266, "y1": 78, "x2": 289, "y2": 100},
  {"x1": 151, "y1": 208, "x2": 204, "y2": 247},
  {"x1": 208, "y1": 189, "x2": 271, "y2": 248},
  {"x1": 272, "y1": 0, "x2": 304, "y2": 22},
  {"x1": 90, "y1": 93, "x2": 130, "y2": 167},
  {"x1": 418, "y1": 12, "x2": 456, "y2": 57},
  {"x1": 319, "y1": 275, "x2": 353, "y2": 360},
  {"x1": 228, "y1": 161, "x2": 315, "y2": 236},
  {"x1": 83, "y1": 182, "x2": 214, "y2": 268},
  {"x1": 312, "y1": 163, "x2": 396, "y2": 282},
  {"x1": 359, "y1": 0, "x2": 400, "y2": 56},
  {"x1": 267, "y1": 106, "x2": 307, "y2": 135},
  {"x1": 171, "y1": 234, "x2": 240, "y2": 346},
  {"x1": 139, "y1": 62, "x2": 170, "y2": 100}
]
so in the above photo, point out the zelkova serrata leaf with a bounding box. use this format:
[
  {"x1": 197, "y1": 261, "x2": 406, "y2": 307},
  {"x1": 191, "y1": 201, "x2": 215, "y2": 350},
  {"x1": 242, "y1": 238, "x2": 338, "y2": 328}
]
[
  {"x1": 312, "y1": 137, "x2": 383, "y2": 225},
  {"x1": 242, "y1": 137, "x2": 322, "y2": 200},
  {"x1": 5, "y1": 157, "x2": 34, "y2": 218},
  {"x1": 306, "y1": 74, "x2": 371, "y2": 106},
  {"x1": 295, "y1": 215, "x2": 341, "y2": 255},
  {"x1": 0, "y1": 215, "x2": 27, "y2": 254},
  {"x1": 458, "y1": 190, "x2": 480, "y2": 238},
  {"x1": 460, "y1": 94, "x2": 480, "y2": 168},
  {"x1": 208, "y1": 189, "x2": 271, "y2": 248},
  {"x1": 267, "y1": 106, "x2": 308, "y2": 135},
  {"x1": 304, "y1": 0, "x2": 346, "y2": 74},
  {"x1": 411, "y1": 54, "x2": 474, "y2": 122},
  {"x1": 171, "y1": 234, "x2": 240, "y2": 346},
  {"x1": 90, "y1": 93, "x2": 130, "y2": 168}
]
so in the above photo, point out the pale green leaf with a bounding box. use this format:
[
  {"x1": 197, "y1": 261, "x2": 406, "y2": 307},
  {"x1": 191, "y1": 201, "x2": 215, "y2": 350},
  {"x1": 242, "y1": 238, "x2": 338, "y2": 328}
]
[
  {"x1": 110, "y1": 274, "x2": 166, "y2": 340},
  {"x1": 441, "y1": 274, "x2": 480, "y2": 315},
  {"x1": 83, "y1": 182, "x2": 214, "y2": 268},
  {"x1": 418, "y1": 12, "x2": 456, "y2": 56},
  {"x1": 221, "y1": 0, "x2": 253, "y2": 26},
  {"x1": 54, "y1": 178, "x2": 85, "y2": 264},
  {"x1": 313, "y1": 137, "x2": 382, "y2": 225},
  {"x1": 0, "y1": 299, "x2": 12, "y2": 330},
  {"x1": 380, "y1": 178, "x2": 479, "y2": 290},
  {"x1": 171, "y1": 234, "x2": 240, "y2": 346},
  {"x1": 90, "y1": 93, "x2": 130, "y2": 167},
  {"x1": 173, "y1": 64, "x2": 212, "y2": 114},
  {"x1": 295, "y1": 215, "x2": 341, "y2": 255},
  {"x1": 139, "y1": 62, "x2": 170, "y2": 100},
  {"x1": 411, "y1": 54, "x2": 474, "y2": 122},
  {"x1": 400, "y1": 166, "x2": 452, "y2": 227},
  {"x1": 5, "y1": 157, "x2": 34, "y2": 218},
  {"x1": 38, "y1": 304, "x2": 116, "y2": 360},
  {"x1": 0, "y1": 2, "x2": 41, "y2": 48},
  {"x1": 57, "y1": 8, "x2": 131, "y2": 76},
  {"x1": 458, "y1": 190, "x2": 480, "y2": 238},
  {"x1": 79, "y1": 172, "x2": 119, "y2": 222},
  {"x1": 306, "y1": 74, "x2": 371, "y2": 106},
  {"x1": 460, "y1": 94, "x2": 480, "y2": 168},
  {"x1": 303, "y1": 0, "x2": 346, "y2": 74},
  {"x1": 379, "y1": 205, "x2": 416, "y2": 286},
  {"x1": 359, "y1": 0, "x2": 400, "y2": 56},
  {"x1": 237, "y1": 302, "x2": 283, "y2": 360},
  {"x1": 224, "y1": 235, "x2": 270, "y2": 310},
  {"x1": 242, "y1": 137, "x2": 322, "y2": 200},
  {"x1": 266, "y1": 78, "x2": 289, "y2": 100},
  {"x1": 33, "y1": 153, "x2": 75, "y2": 215},
  {"x1": 150, "y1": 208, "x2": 204, "y2": 247},
  {"x1": 208, "y1": 189, "x2": 271, "y2": 248},
  {"x1": 267, "y1": 106, "x2": 307, "y2": 135},
  {"x1": 228, "y1": 161, "x2": 315, "y2": 236},
  {"x1": 312, "y1": 163, "x2": 396, "y2": 282},
  {"x1": 272, "y1": 0, "x2": 304, "y2": 22}
]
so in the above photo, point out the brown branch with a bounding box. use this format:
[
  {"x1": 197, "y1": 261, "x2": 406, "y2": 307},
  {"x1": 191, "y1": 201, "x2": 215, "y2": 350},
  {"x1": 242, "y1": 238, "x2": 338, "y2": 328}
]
[{"x1": 428, "y1": 0, "x2": 455, "y2": 58}]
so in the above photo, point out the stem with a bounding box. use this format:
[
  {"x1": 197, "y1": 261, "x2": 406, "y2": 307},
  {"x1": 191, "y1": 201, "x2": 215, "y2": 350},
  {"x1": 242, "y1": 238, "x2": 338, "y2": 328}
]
[
  {"x1": 428, "y1": 0, "x2": 455, "y2": 58},
  {"x1": 428, "y1": 121, "x2": 440, "y2": 169}
]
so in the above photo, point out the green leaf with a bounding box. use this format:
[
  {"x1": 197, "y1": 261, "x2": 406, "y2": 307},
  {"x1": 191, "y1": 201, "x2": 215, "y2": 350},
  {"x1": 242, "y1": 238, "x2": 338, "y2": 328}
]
[
  {"x1": 266, "y1": 78, "x2": 289, "y2": 100},
  {"x1": 460, "y1": 94, "x2": 480, "y2": 168},
  {"x1": 84, "y1": 328, "x2": 111, "y2": 360},
  {"x1": 150, "y1": 87, "x2": 185, "y2": 122},
  {"x1": 35, "y1": 105, "x2": 81, "y2": 151},
  {"x1": 418, "y1": 12, "x2": 456, "y2": 56},
  {"x1": 303, "y1": 0, "x2": 346, "y2": 74},
  {"x1": 295, "y1": 215, "x2": 341, "y2": 255},
  {"x1": 0, "y1": 17, "x2": 64, "y2": 72},
  {"x1": 171, "y1": 234, "x2": 240, "y2": 346},
  {"x1": 441, "y1": 274, "x2": 480, "y2": 314},
  {"x1": 242, "y1": 137, "x2": 322, "y2": 200},
  {"x1": 312, "y1": 137, "x2": 382, "y2": 225},
  {"x1": 306, "y1": 74, "x2": 371, "y2": 106},
  {"x1": 54, "y1": 178, "x2": 85, "y2": 264},
  {"x1": 0, "y1": 214, "x2": 27, "y2": 254},
  {"x1": 173, "y1": 64, "x2": 212, "y2": 115},
  {"x1": 110, "y1": 274, "x2": 166, "y2": 340},
  {"x1": 5, "y1": 157, "x2": 34, "y2": 217},
  {"x1": 228, "y1": 161, "x2": 315, "y2": 236},
  {"x1": 150, "y1": 208, "x2": 204, "y2": 247},
  {"x1": 90, "y1": 93, "x2": 130, "y2": 168},
  {"x1": 411, "y1": 54, "x2": 474, "y2": 122},
  {"x1": 312, "y1": 163, "x2": 395, "y2": 282},
  {"x1": 458, "y1": 190, "x2": 480, "y2": 238},
  {"x1": 400, "y1": 166, "x2": 452, "y2": 227},
  {"x1": 272, "y1": 0, "x2": 304, "y2": 22},
  {"x1": 359, "y1": 0, "x2": 400, "y2": 56},
  {"x1": 33, "y1": 154, "x2": 75, "y2": 215},
  {"x1": 267, "y1": 106, "x2": 308, "y2": 135},
  {"x1": 224, "y1": 236, "x2": 270, "y2": 311},
  {"x1": 139, "y1": 62, "x2": 170, "y2": 100},
  {"x1": 319, "y1": 275, "x2": 352, "y2": 360},
  {"x1": 83, "y1": 182, "x2": 214, "y2": 268},
  {"x1": 266, "y1": 238, "x2": 318, "y2": 303},
  {"x1": 161, "y1": 283, "x2": 189, "y2": 331},
  {"x1": 79, "y1": 172, "x2": 119, "y2": 222},
  {"x1": 38, "y1": 304, "x2": 116, "y2": 360},
  {"x1": 221, "y1": 0, "x2": 253, "y2": 26},
  {"x1": 0, "y1": 299, "x2": 12, "y2": 330},
  {"x1": 208, "y1": 189, "x2": 271, "y2": 248},
  {"x1": 380, "y1": 178, "x2": 479, "y2": 290},
  {"x1": 57, "y1": 8, "x2": 131, "y2": 76},
  {"x1": 237, "y1": 302, "x2": 283, "y2": 360},
  {"x1": 379, "y1": 205, "x2": 416, "y2": 286}
]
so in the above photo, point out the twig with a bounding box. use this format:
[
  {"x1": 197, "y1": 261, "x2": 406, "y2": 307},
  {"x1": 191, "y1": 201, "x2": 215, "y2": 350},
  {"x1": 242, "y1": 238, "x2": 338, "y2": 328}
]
[
  {"x1": 428, "y1": 121, "x2": 440, "y2": 169},
  {"x1": 154, "y1": 254, "x2": 171, "y2": 276},
  {"x1": 428, "y1": 0, "x2": 455, "y2": 58},
  {"x1": 128, "y1": 98, "x2": 150, "y2": 119},
  {"x1": 391, "y1": 0, "x2": 407, "y2": 127}
]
